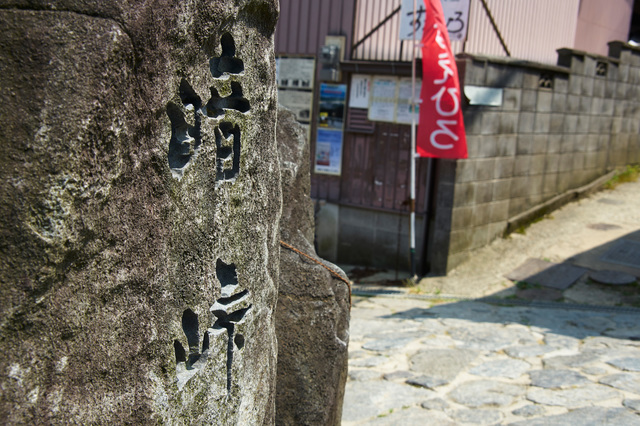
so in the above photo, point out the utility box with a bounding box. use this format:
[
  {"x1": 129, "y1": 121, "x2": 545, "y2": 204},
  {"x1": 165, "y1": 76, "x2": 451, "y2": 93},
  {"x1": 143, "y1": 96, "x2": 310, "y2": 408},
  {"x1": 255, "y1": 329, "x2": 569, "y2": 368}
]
[{"x1": 319, "y1": 44, "x2": 340, "y2": 81}]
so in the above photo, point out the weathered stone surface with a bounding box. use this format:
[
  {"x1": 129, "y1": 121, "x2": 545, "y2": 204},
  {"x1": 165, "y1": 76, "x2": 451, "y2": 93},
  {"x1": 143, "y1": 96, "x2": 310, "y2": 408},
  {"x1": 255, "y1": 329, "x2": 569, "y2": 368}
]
[
  {"x1": 543, "y1": 351, "x2": 602, "y2": 369},
  {"x1": 528, "y1": 369, "x2": 590, "y2": 389},
  {"x1": 544, "y1": 333, "x2": 582, "y2": 351},
  {"x1": 384, "y1": 370, "x2": 414, "y2": 381},
  {"x1": 607, "y1": 357, "x2": 640, "y2": 372},
  {"x1": 469, "y1": 359, "x2": 531, "y2": 379},
  {"x1": 421, "y1": 398, "x2": 449, "y2": 411},
  {"x1": 590, "y1": 270, "x2": 637, "y2": 285},
  {"x1": 369, "y1": 408, "x2": 456, "y2": 426},
  {"x1": 0, "y1": 2, "x2": 280, "y2": 424},
  {"x1": 363, "y1": 337, "x2": 414, "y2": 352},
  {"x1": 449, "y1": 380, "x2": 525, "y2": 408},
  {"x1": 449, "y1": 408, "x2": 503, "y2": 425},
  {"x1": 526, "y1": 385, "x2": 620, "y2": 408},
  {"x1": 512, "y1": 404, "x2": 546, "y2": 417},
  {"x1": 275, "y1": 106, "x2": 350, "y2": 426},
  {"x1": 509, "y1": 407, "x2": 640, "y2": 426},
  {"x1": 582, "y1": 365, "x2": 608, "y2": 375},
  {"x1": 407, "y1": 375, "x2": 449, "y2": 389},
  {"x1": 623, "y1": 399, "x2": 640, "y2": 412},
  {"x1": 599, "y1": 373, "x2": 640, "y2": 393},
  {"x1": 504, "y1": 345, "x2": 555, "y2": 359},
  {"x1": 448, "y1": 325, "x2": 537, "y2": 350},
  {"x1": 350, "y1": 355, "x2": 389, "y2": 368},
  {"x1": 349, "y1": 369, "x2": 381, "y2": 381},
  {"x1": 409, "y1": 348, "x2": 478, "y2": 384},
  {"x1": 341, "y1": 381, "x2": 435, "y2": 423}
]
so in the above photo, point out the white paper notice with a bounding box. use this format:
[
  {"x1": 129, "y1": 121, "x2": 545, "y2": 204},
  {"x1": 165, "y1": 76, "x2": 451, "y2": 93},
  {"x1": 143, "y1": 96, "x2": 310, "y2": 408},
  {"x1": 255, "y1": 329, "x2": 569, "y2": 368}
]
[
  {"x1": 368, "y1": 77, "x2": 398, "y2": 122},
  {"x1": 276, "y1": 57, "x2": 316, "y2": 89},
  {"x1": 349, "y1": 74, "x2": 371, "y2": 108},
  {"x1": 396, "y1": 78, "x2": 421, "y2": 124}
]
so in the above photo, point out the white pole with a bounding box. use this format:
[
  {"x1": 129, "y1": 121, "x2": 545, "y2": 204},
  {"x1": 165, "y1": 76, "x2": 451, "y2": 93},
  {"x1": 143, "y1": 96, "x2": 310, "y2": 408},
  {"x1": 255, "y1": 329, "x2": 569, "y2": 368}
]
[{"x1": 410, "y1": 0, "x2": 418, "y2": 279}]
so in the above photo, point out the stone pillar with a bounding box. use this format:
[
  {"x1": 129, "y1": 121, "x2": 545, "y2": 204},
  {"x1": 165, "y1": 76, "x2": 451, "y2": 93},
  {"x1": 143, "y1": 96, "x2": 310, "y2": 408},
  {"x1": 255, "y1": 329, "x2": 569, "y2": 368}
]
[
  {"x1": 0, "y1": 1, "x2": 280, "y2": 424},
  {"x1": 275, "y1": 107, "x2": 350, "y2": 425}
]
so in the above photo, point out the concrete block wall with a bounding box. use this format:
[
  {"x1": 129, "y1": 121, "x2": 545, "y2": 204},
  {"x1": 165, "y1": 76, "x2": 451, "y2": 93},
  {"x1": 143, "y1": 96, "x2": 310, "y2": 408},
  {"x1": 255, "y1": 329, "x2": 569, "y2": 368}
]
[{"x1": 445, "y1": 43, "x2": 640, "y2": 271}]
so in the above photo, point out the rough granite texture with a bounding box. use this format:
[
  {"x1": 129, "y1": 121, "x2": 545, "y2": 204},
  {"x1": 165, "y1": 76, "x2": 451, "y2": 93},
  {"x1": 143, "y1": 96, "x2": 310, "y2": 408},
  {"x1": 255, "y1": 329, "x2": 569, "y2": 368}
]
[
  {"x1": 0, "y1": 1, "x2": 281, "y2": 424},
  {"x1": 275, "y1": 107, "x2": 350, "y2": 426}
]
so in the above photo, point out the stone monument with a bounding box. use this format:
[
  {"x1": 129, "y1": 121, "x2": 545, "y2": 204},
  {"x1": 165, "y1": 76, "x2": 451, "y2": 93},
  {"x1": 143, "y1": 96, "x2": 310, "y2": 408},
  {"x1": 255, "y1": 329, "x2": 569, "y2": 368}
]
[
  {"x1": 275, "y1": 107, "x2": 350, "y2": 425},
  {"x1": 0, "y1": 1, "x2": 280, "y2": 423}
]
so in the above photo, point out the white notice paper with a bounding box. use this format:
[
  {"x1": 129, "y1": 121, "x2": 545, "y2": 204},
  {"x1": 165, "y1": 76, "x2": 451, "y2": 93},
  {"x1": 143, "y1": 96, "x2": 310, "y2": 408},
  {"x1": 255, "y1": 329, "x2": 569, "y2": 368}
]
[
  {"x1": 349, "y1": 74, "x2": 371, "y2": 108},
  {"x1": 368, "y1": 77, "x2": 398, "y2": 122},
  {"x1": 396, "y1": 78, "x2": 421, "y2": 124}
]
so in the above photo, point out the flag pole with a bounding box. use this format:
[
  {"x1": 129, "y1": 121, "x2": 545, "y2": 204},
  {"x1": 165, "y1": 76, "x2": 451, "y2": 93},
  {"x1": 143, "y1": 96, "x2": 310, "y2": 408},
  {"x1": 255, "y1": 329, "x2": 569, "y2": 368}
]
[{"x1": 409, "y1": 0, "x2": 418, "y2": 280}]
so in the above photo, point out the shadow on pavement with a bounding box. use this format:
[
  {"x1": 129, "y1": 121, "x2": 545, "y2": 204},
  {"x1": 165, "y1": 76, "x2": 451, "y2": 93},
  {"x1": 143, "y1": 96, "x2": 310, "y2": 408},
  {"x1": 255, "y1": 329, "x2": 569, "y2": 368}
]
[
  {"x1": 491, "y1": 229, "x2": 640, "y2": 307},
  {"x1": 381, "y1": 298, "x2": 640, "y2": 344}
]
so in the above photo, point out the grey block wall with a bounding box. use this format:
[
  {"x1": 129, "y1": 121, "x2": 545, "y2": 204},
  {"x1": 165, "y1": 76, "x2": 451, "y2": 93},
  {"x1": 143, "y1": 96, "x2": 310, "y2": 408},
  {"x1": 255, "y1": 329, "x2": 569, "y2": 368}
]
[{"x1": 445, "y1": 43, "x2": 640, "y2": 272}]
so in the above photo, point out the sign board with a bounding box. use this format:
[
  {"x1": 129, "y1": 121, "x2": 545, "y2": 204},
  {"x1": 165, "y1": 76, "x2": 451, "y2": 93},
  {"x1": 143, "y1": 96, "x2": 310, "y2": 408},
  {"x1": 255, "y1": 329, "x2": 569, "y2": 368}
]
[
  {"x1": 278, "y1": 89, "x2": 313, "y2": 122},
  {"x1": 349, "y1": 74, "x2": 371, "y2": 108},
  {"x1": 276, "y1": 56, "x2": 316, "y2": 89},
  {"x1": 399, "y1": 0, "x2": 470, "y2": 42},
  {"x1": 396, "y1": 77, "x2": 421, "y2": 124},
  {"x1": 367, "y1": 76, "x2": 421, "y2": 124},
  {"x1": 315, "y1": 83, "x2": 347, "y2": 175},
  {"x1": 318, "y1": 83, "x2": 347, "y2": 130},
  {"x1": 276, "y1": 56, "x2": 315, "y2": 124},
  {"x1": 314, "y1": 129, "x2": 344, "y2": 175},
  {"x1": 368, "y1": 77, "x2": 398, "y2": 122},
  {"x1": 464, "y1": 86, "x2": 503, "y2": 106}
]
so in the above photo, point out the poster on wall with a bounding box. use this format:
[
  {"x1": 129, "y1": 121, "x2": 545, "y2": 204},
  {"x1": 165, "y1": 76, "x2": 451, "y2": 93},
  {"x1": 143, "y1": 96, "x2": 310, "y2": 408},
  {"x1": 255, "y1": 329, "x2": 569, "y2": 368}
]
[
  {"x1": 276, "y1": 56, "x2": 315, "y2": 127},
  {"x1": 314, "y1": 129, "x2": 343, "y2": 175},
  {"x1": 368, "y1": 77, "x2": 398, "y2": 122},
  {"x1": 318, "y1": 83, "x2": 347, "y2": 130},
  {"x1": 278, "y1": 89, "x2": 313, "y2": 122},
  {"x1": 349, "y1": 74, "x2": 371, "y2": 108},
  {"x1": 396, "y1": 77, "x2": 422, "y2": 124},
  {"x1": 315, "y1": 83, "x2": 347, "y2": 175},
  {"x1": 399, "y1": 0, "x2": 470, "y2": 42},
  {"x1": 275, "y1": 57, "x2": 316, "y2": 88}
]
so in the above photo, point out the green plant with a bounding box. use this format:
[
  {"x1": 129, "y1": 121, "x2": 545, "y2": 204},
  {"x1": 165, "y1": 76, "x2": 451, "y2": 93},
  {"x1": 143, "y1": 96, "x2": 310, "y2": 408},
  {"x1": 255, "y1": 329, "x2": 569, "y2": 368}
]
[
  {"x1": 402, "y1": 277, "x2": 417, "y2": 287},
  {"x1": 377, "y1": 409, "x2": 394, "y2": 418},
  {"x1": 604, "y1": 165, "x2": 640, "y2": 189},
  {"x1": 516, "y1": 281, "x2": 541, "y2": 290},
  {"x1": 408, "y1": 286, "x2": 424, "y2": 295}
]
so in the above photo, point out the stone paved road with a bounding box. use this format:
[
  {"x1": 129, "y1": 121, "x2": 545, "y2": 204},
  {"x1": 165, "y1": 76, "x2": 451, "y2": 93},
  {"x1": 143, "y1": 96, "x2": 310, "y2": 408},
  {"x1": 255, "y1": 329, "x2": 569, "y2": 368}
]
[{"x1": 342, "y1": 295, "x2": 640, "y2": 425}]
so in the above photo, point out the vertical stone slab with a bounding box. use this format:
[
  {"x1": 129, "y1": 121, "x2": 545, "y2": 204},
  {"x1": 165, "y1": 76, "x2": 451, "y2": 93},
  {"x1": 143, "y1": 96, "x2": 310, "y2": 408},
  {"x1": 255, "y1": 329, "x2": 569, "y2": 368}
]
[
  {"x1": 275, "y1": 107, "x2": 350, "y2": 425},
  {"x1": 0, "y1": 1, "x2": 280, "y2": 424}
]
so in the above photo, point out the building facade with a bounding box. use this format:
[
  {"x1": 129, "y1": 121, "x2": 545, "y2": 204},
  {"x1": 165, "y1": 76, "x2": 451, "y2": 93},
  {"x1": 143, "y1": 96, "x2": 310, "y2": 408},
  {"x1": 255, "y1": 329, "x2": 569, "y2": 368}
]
[{"x1": 275, "y1": 0, "x2": 637, "y2": 275}]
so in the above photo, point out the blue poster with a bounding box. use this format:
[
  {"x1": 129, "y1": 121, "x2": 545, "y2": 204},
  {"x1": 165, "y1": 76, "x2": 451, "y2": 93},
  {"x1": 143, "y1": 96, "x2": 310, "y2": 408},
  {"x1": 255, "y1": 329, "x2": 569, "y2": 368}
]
[
  {"x1": 318, "y1": 83, "x2": 347, "y2": 130},
  {"x1": 315, "y1": 128, "x2": 343, "y2": 175}
]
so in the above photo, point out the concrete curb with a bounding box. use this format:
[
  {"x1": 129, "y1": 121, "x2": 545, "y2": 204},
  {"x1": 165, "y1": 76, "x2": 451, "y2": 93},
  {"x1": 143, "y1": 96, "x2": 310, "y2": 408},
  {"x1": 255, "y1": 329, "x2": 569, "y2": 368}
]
[{"x1": 504, "y1": 170, "x2": 618, "y2": 235}]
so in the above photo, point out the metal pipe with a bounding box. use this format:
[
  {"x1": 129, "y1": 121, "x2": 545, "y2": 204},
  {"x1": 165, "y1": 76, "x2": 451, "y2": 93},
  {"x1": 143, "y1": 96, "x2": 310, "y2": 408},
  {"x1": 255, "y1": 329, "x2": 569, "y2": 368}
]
[
  {"x1": 352, "y1": 4, "x2": 402, "y2": 52},
  {"x1": 410, "y1": 0, "x2": 418, "y2": 279},
  {"x1": 478, "y1": 0, "x2": 511, "y2": 57}
]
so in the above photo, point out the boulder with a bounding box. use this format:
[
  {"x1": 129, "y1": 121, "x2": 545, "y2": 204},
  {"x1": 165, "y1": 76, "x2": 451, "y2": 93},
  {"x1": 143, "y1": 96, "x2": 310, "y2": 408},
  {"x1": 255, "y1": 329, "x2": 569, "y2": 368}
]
[
  {"x1": 275, "y1": 107, "x2": 350, "y2": 425},
  {"x1": 0, "y1": 1, "x2": 280, "y2": 424}
]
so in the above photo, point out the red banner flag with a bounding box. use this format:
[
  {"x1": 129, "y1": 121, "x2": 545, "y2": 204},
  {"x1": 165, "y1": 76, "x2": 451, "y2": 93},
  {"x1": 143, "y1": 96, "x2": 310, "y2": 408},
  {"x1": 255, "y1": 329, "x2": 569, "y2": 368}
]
[{"x1": 417, "y1": 0, "x2": 467, "y2": 159}]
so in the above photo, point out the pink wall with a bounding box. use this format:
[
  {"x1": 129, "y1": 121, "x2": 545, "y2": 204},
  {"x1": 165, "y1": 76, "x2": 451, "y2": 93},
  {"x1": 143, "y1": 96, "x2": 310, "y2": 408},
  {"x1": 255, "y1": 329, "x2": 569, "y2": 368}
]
[{"x1": 574, "y1": 0, "x2": 633, "y2": 55}]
